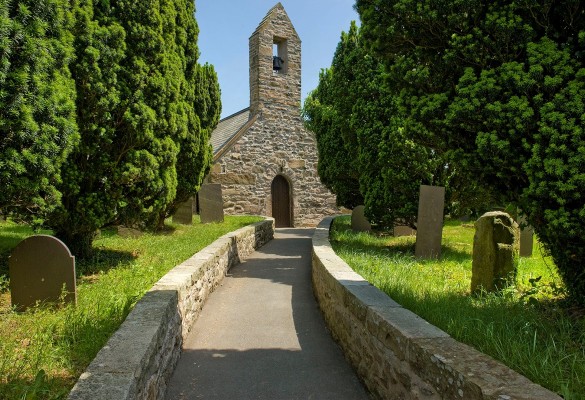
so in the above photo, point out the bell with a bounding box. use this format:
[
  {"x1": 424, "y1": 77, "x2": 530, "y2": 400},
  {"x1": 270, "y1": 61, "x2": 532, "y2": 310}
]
[{"x1": 273, "y1": 56, "x2": 284, "y2": 71}]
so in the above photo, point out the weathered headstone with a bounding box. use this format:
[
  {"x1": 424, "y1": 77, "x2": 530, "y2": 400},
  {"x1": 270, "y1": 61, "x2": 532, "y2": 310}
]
[
  {"x1": 199, "y1": 184, "x2": 224, "y2": 223},
  {"x1": 172, "y1": 197, "x2": 194, "y2": 225},
  {"x1": 393, "y1": 223, "x2": 415, "y2": 237},
  {"x1": 518, "y1": 215, "x2": 534, "y2": 257},
  {"x1": 351, "y1": 205, "x2": 371, "y2": 232},
  {"x1": 415, "y1": 185, "x2": 445, "y2": 259},
  {"x1": 117, "y1": 226, "x2": 142, "y2": 238},
  {"x1": 471, "y1": 211, "x2": 519, "y2": 293},
  {"x1": 9, "y1": 235, "x2": 76, "y2": 311}
]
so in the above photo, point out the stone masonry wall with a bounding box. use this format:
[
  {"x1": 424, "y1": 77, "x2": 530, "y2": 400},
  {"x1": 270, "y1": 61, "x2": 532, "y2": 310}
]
[
  {"x1": 209, "y1": 4, "x2": 338, "y2": 227},
  {"x1": 210, "y1": 115, "x2": 337, "y2": 227},
  {"x1": 68, "y1": 219, "x2": 274, "y2": 400},
  {"x1": 312, "y1": 216, "x2": 561, "y2": 400}
]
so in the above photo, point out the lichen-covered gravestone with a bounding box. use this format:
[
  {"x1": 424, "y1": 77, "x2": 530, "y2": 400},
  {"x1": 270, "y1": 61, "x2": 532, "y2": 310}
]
[
  {"x1": 351, "y1": 205, "x2": 371, "y2": 232},
  {"x1": 471, "y1": 212, "x2": 519, "y2": 293},
  {"x1": 415, "y1": 185, "x2": 445, "y2": 259},
  {"x1": 199, "y1": 184, "x2": 224, "y2": 223},
  {"x1": 9, "y1": 235, "x2": 76, "y2": 311},
  {"x1": 172, "y1": 197, "x2": 194, "y2": 225}
]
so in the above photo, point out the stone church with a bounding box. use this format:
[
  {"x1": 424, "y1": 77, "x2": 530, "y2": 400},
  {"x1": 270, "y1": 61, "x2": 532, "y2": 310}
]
[{"x1": 207, "y1": 3, "x2": 338, "y2": 227}]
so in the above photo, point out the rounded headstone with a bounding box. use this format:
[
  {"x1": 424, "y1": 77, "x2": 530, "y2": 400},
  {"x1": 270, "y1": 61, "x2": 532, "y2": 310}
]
[{"x1": 9, "y1": 235, "x2": 76, "y2": 311}]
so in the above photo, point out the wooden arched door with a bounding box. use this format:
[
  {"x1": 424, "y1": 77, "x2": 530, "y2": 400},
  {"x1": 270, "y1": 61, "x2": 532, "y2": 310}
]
[{"x1": 271, "y1": 175, "x2": 292, "y2": 227}]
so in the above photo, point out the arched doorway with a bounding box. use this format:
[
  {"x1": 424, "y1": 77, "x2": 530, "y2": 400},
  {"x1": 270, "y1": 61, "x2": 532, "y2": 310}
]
[{"x1": 271, "y1": 175, "x2": 292, "y2": 227}]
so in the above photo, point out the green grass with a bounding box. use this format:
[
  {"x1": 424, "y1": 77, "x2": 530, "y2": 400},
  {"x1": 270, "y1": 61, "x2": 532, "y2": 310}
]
[
  {"x1": 0, "y1": 215, "x2": 263, "y2": 399},
  {"x1": 331, "y1": 216, "x2": 585, "y2": 399}
]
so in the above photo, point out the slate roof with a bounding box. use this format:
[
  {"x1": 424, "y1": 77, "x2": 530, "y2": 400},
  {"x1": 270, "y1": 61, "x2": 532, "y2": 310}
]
[{"x1": 210, "y1": 108, "x2": 251, "y2": 157}]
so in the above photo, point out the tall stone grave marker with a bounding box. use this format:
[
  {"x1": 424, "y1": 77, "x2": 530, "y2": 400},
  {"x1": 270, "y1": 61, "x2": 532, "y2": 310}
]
[
  {"x1": 415, "y1": 185, "x2": 445, "y2": 259},
  {"x1": 172, "y1": 197, "x2": 194, "y2": 225},
  {"x1": 199, "y1": 184, "x2": 224, "y2": 223},
  {"x1": 9, "y1": 235, "x2": 76, "y2": 311},
  {"x1": 471, "y1": 211, "x2": 519, "y2": 293},
  {"x1": 351, "y1": 205, "x2": 371, "y2": 232},
  {"x1": 518, "y1": 215, "x2": 534, "y2": 257}
]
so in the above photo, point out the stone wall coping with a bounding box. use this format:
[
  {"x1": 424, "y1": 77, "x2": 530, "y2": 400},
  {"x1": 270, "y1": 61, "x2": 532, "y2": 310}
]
[
  {"x1": 68, "y1": 218, "x2": 275, "y2": 400},
  {"x1": 312, "y1": 216, "x2": 561, "y2": 400}
]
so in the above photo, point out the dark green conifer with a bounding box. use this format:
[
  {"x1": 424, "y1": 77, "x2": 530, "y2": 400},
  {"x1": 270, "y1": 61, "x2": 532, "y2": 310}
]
[
  {"x1": 356, "y1": 0, "x2": 585, "y2": 304},
  {"x1": 0, "y1": 0, "x2": 78, "y2": 223}
]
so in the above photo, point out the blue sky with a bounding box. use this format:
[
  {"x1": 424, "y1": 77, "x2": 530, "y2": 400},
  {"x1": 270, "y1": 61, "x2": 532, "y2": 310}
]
[{"x1": 196, "y1": 1, "x2": 359, "y2": 118}]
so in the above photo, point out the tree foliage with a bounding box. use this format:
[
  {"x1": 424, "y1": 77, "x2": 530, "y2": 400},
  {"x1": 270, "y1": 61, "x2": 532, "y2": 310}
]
[
  {"x1": 303, "y1": 34, "x2": 363, "y2": 209},
  {"x1": 304, "y1": 22, "x2": 447, "y2": 227},
  {"x1": 0, "y1": 0, "x2": 78, "y2": 223},
  {"x1": 356, "y1": 0, "x2": 585, "y2": 304},
  {"x1": 45, "y1": 0, "x2": 215, "y2": 255},
  {"x1": 0, "y1": 0, "x2": 218, "y2": 256},
  {"x1": 167, "y1": 62, "x2": 220, "y2": 221}
]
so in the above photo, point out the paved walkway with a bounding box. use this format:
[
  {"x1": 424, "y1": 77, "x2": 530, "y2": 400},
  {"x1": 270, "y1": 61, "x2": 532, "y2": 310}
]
[{"x1": 165, "y1": 228, "x2": 370, "y2": 399}]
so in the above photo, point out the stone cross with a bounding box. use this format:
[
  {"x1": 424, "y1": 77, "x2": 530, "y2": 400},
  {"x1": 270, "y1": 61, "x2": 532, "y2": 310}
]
[
  {"x1": 9, "y1": 235, "x2": 76, "y2": 311},
  {"x1": 351, "y1": 205, "x2": 371, "y2": 232},
  {"x1": 471, "y1": 211, "x2": 519, "y2": 293},
  {"x1": 199, "y1": 184, "x2": 224, "y2": 223},
  {"x1": 415, "y1": 185, "x2": 445, "y2": 259},
  {"x1": 172, "y1": 197, "x2": 194, "y2": 225}
]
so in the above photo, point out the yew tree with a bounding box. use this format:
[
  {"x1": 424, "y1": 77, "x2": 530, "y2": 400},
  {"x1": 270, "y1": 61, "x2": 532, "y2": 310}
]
[
  {"x1": 305, "y1": 22, "x2": 448, "y2": 227},
  {"x1": 303, "y1": 56, "x2": 363, "y2": 208},
  {"x1": 165, "y1": 62, "x2": 220, "y2": 222},
  {"x1": 48, "y1": 0, "x2": 214, "y2": 256},
  {"x1": 0, "y1": 0, "x2": 78, "y2": 223},
  {"x1": 356, "y1": 0, "x2": 585, "y2": 304}
]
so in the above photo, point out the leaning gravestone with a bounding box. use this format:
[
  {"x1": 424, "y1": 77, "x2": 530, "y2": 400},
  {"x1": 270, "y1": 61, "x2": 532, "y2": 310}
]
[
  {"x1": 199, "y1": 184, "x2": 224, "y2": 223},
  {"x1": 518, "y1": 215, "x2": 534, "y2": 257},
  {"x1": 172, "y1": 197, "x2": 194, "y2": 225},
  {"x1": 351, "y1": 205, "x2": 371, "y2": 232},
  {"x1": 471, "y1": 211, "x2": 519, "y2": 293},
  {"x1": 415, "y1": 185, "x2": 445, "y2": 259},
  {"x1": 9, "y1": 235, "x2": 76, "y2": 311}
]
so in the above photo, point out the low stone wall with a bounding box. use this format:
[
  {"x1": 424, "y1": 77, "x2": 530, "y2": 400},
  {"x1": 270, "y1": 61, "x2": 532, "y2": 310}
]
[
  {"x1": 312, "y1": 216, "x2": 561, "y2": 400},
  {"x1": 68, "y1": 218, "x2": 274, "y2": 400}
]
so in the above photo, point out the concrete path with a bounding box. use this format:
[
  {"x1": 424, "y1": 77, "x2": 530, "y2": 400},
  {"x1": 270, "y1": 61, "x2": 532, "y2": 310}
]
[{"x1": 165, "y1": 228, "x2": 370, "y2": 399}]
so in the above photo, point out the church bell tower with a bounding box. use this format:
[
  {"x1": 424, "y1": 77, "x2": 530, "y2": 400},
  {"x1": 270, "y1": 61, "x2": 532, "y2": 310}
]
[{"x1": 249, "y1": 3, "x2": 302, "y2": 116}]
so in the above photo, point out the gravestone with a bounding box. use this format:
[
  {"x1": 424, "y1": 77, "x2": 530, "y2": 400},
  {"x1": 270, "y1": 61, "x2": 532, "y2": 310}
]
[
  {"x1": 172, "y1": 197, "x2": 194, "y2": 225},
  {"x1": 518, "y1": 215, "x2": 534, "y2": 257},
  {"x1": 199, "y1": 184, "x2": 224, "y2": 223},
  {"x1": 351, "y1": 205, "x2": 371, "y2": 232},
  {"x1": 471, "y1": 211, "x2": 519, "y2": 293},
  {"x1": 117, "y1": 226, "x2": 142, "y2": 238},
  {"x1": 415, "y1": 185, "x2": 445, "y2": 259},
  {"x1": 9, "y1": 235, "x2": 76, "y2": 311},
  {"x1": 393, "y1": 223, "x2": 415, "y2": 237}
]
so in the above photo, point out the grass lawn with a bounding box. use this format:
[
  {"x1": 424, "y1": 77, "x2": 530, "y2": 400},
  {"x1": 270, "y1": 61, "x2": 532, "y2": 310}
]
[
  {"x1": 331, "y1": 216, "x2": 585, "y2": 399},
  {"x1": 0, "y1": 215, "x2": 263, "y2": 400}
]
